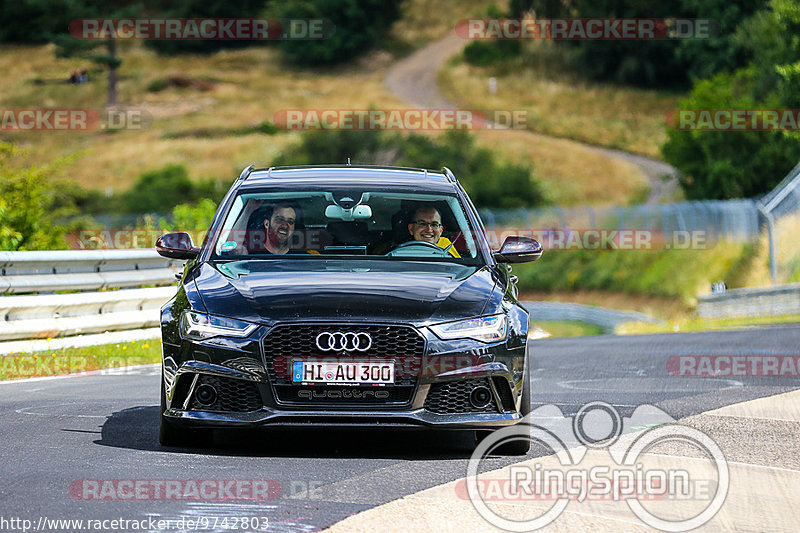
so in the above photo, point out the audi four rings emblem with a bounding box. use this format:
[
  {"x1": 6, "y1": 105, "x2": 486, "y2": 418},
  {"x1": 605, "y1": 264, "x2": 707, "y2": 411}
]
[{"x1": 315, "y1": 331, "x2": 372, "y2": 352}]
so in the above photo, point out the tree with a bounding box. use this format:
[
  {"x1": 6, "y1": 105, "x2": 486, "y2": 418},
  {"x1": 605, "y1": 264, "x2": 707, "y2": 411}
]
[
  {"x1": 270, "y1": 0, "x2": 404, "y2": 66},
  {"x1": 663, "y1": 0, "x2": 800, "y2": 199},
  {"x1": 53, "y1": 2, "x2": 143, "y2": 106}
]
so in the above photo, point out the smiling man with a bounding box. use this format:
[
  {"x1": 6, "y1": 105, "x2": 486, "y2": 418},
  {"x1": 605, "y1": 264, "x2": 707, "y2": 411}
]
[
  {"x1": 407, "y1": 205, "x2": 460, "y2": 257},
  {"x1": 263, "y1": 203, "x2": 297, "y2": 254}
]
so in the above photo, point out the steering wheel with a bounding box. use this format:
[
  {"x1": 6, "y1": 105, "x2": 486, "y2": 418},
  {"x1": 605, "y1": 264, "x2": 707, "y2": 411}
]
[{"x1": 386, "y1": 240, "x2": 449, "y2": 257}]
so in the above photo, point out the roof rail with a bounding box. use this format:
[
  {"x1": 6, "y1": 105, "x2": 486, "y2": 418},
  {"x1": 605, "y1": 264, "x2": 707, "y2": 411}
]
[
  {"x1": 442, "y1": 166, "x2": 457, "y2": 183},
  {"x1": 238, "y1": 164, "x2": 256, "y2": 181}
]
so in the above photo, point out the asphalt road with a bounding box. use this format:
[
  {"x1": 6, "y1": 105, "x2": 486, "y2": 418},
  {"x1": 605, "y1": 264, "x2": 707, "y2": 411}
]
[{"x1": 1, "y1": 325, "x2": 798, "y2": 532}]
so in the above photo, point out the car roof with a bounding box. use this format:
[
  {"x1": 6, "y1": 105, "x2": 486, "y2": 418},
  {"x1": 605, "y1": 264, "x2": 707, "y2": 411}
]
[{"x1": 238, "y1": 165, "x2": 460, "y2": 193}]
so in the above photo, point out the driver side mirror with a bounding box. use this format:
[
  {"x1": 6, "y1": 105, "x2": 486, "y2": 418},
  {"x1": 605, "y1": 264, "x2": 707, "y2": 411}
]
[
  {"x1": 156, "y1": 232, "x2": 200, "y2": 259},
  {"x1": 493, "y1": 236, "x2": 543, "y2": 263}
]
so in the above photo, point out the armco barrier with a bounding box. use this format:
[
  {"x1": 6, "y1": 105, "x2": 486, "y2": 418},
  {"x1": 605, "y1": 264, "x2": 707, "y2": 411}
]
[
  {"x1": 0, "y1": 250, "x2": 181, "y2": 341},
  {"x1": 697, "y1": 283, "x2": 800, "y2": 319},
  {"x1": 521, "y1": 301, "x2": 662, "y2": 331}
]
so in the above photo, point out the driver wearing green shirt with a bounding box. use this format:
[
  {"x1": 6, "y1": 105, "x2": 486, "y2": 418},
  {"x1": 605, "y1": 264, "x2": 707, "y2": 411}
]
[{"x1": 407, "y1": 206, "x2": 461, "y2": 258}]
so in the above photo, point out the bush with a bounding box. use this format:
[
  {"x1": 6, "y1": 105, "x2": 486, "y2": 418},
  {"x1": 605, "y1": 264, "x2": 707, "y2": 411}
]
[
  {"x1": 115, "y1": 164, "x2": 228, "y2": 215},
  {"x1": 663, "y1": 0, "x2": 800, "y2": 199},
  {"x1": 272, "y1": 0, "x2": 403, "y2": 65},
  {"x1": 274, "y1": 130, "x2": 547, "y2": 208},
  {"x1": 464, "y1": 40, "x2": 521, "y2": 66},
  {"x1": 145, "y1": 0, "x2": 269, "y2": 55},
  {"x1": 0, "y1": 143, "x2": 67, "y2": 250},
  {"x1": 513, "y1": 242, "x2": 749, "y2": 302},
  {"x1": 514, "y1": 0, "x2": 763, "y2": 88}
]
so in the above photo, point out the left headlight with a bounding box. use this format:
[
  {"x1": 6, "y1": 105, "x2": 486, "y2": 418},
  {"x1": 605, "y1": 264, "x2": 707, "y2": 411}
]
[
  {"x1": 429, "y1": 314, "x2": 508, "y2": 343},
  {"x1": 180, "y1": 310, "x2": 258, "y2": 341}
]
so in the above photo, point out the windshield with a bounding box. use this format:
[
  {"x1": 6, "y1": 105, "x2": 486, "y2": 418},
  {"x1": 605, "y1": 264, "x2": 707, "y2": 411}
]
[{"x1": 210, "y1": 189, "x2": 482, "y2": 264}]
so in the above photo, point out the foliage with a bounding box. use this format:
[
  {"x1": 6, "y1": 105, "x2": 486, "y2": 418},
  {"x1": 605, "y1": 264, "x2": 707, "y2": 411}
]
[
  {"x1": 464, "y1": 40, "x2": 521, "y2": 66},
  {"x1": 0, "y1": 143, "x2": 67, "y2": 250},
  {"x1": 271, "y1": 0, "x2": 404, "y2": 65},
  {"x1": 0, "y1": 0, "x2": 93, "y2": 43},
  {"x1": 663, "y1": 0, "x2": 800, "y2": 199},
  {"x1": 145, "y1": 0, "x2": 269, "y2": 55},
  {"x1": 274, "y1": 130, "x2": 548, "y2": 208},
  {"x1": 513, "y1": 241, "x2": 749, "y2": 302},
  {"x1": 115, "y1": 164, "x2": 226, "y2": 214},
  {"x1": 169, "y1": 198, "x2": 218, "y2": 231},
  {"x1": 512, "y1": 0, "x2": 764, "y2": 88}
]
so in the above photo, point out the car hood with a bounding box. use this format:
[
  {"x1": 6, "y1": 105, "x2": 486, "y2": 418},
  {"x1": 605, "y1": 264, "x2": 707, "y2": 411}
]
[{"x1": 191, "y1": 259, "x2": 497, "y2": 324}]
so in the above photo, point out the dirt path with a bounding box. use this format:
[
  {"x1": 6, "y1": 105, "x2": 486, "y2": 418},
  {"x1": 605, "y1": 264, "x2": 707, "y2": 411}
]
[{"x1": 385, "y1": 34, "x2": 679, "y2": 205}]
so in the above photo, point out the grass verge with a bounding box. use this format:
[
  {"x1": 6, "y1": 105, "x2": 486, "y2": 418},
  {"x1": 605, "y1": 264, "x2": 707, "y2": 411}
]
[
  {"x1": 534, "y1": 320, "x2": 605, "y2": 338},
  {"x1": 618, "y1": 314, "x2": 800, "y2": 336},
  {"x1": 514, "y1": 241, "x2": 751, "y2": 306},
  {"x1": 0, "y1": 340, "x2": 161, "y2": 380}
]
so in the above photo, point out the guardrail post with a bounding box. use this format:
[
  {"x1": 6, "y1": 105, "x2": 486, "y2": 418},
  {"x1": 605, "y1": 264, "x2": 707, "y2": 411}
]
[{"x1": 756, "y1": 203, "x2": 778, "y2": 284}]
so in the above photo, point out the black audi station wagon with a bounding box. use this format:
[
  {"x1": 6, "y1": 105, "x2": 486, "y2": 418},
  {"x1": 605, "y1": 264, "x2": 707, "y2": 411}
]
[{"x1": 156, "y1": 165, "x2": 542, "y2": 453}]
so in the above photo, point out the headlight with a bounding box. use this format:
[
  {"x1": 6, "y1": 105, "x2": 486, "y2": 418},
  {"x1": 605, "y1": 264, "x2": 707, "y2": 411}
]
[
  {"x1": 180, "y1": 311, "x2": 258, "y2": 341},
  {"x1": 429, "y1": 314, "x2": 508, "y2": 343}
]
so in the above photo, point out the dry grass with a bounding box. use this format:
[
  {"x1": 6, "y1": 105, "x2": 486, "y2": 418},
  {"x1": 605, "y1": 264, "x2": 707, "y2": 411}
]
[
  {"x1": 732, "y1": 215, "x2": 800, "y2": 287},
  {"x1": 1, "y1": 43, "x2": 408, "y2": 190},
  {"x1": 2, "y1": 41, "x2": 650, "y2": 204},
  {"x1": 390, "y1": 0, "x2": 501, "y2": 47},
  {"x1": 474, "y1": 129, "x2": 647, "y2": 206},
  {"x1": 439, "y1": 43, "x2": 681, "y2": 158}
]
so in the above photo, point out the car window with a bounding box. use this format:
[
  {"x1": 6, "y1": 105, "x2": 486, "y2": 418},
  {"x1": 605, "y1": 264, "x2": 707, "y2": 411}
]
[{"x1": 211, "y1": 190, "x2": 481, "y2": 262}]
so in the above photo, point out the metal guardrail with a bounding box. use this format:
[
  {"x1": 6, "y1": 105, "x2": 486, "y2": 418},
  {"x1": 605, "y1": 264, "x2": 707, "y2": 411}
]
[
  {"x1": 0, "y1": 250, "x2": 181, "y2": 342},
  {"x1": 0, "y1": 249, "x2": 179, "y2": 294},
  {"x1": 521, "y1": 301, "x2": 662, "y2": 331},
  {"x1": 697, "y1": 283, "x2": 800, "y2": 319}
]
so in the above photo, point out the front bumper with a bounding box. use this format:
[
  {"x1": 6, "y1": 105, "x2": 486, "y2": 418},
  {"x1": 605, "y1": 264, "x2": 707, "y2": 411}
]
[
  {"x1": 164, "y1": 406, "x2": 522, "y2": 429},
  {"x1": 161, "y1": 319, "x2": 527, "y2": 431}
]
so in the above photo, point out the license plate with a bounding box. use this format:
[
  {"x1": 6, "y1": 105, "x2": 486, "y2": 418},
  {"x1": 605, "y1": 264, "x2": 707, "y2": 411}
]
[{"x1": 292, "y1": 361, "x2": 394, "y2": 384}]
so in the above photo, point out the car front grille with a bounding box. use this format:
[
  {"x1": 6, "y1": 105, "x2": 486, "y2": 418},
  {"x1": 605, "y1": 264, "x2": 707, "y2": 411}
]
[
  {"x1": 424, "y1": 378, "x2": 498, "y2": 414},
  {"x1": 189, "y1": 375, "x2": 263, "y2": 412},
  {"x1": 262, "y1": 324, "x2": 425, "y2": 406}
]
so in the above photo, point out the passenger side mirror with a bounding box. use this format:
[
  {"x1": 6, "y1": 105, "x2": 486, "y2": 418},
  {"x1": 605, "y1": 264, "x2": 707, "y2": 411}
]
[
  {"x1": 492, "y1": 236, "x2": 543, "y2": 263},
  {"x1": 156, "y1": 232, "x2": 200, "y2": 259}
]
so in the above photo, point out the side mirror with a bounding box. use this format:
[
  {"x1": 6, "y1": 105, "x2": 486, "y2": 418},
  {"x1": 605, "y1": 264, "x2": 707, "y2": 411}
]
[
  {"x1": 493, "y1": 236, "x2": 543, "y2": 263},
  {"x1": 156, "y1": 232, "x2": 200, "y2": 259}
]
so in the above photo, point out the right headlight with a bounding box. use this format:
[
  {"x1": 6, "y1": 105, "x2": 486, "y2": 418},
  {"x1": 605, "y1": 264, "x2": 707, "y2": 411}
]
[
  {"x1": 429, "y1": 314, "x2": 508, "y2": 343},
  {"x1": 180, "y1": 311, "x2": 258, "y2": 341}
]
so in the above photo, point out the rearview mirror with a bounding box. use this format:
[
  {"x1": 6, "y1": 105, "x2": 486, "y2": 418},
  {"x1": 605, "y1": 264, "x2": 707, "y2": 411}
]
[
  {"x1": 156, "y1": 232, "x2": 200, "y2": 259},
  {"x1": 492, "y1": 236, "x2": 543, "y2": 263},
  {"x1": 325, "y1": 204, "x2": 372, "y2": 221}
]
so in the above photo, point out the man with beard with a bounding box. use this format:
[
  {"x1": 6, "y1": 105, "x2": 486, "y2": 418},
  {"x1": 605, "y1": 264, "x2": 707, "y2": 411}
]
[{"x1": 241, "y1": 202, "x2": 317, "y2": 255}]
